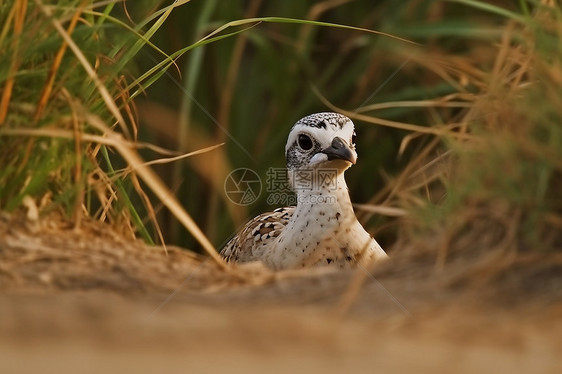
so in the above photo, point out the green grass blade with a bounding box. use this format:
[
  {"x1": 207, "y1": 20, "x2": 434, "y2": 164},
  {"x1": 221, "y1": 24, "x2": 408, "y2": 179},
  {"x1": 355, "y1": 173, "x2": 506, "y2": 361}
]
[
  {"x1": 446, "y1": 0, "x2": 527, "y2": 23},
  {"x1": 100, "y1": 145, "x2": 154, "y2": 244}
]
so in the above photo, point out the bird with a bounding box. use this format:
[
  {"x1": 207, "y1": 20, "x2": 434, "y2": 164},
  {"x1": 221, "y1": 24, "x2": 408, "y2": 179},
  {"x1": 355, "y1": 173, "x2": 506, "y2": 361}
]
[{"x1": 221, "y1": 112, "x2": 388, "y2": 270}]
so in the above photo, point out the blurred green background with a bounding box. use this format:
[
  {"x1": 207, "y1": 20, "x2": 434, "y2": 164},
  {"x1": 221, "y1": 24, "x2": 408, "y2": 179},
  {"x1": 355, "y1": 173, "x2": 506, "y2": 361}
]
[
  {"x1": 126, "y1": 0, "x2": 504, "y2": 250},
  {"x1": 1, "y1": 0, "x2": 560, "y2": 256}
]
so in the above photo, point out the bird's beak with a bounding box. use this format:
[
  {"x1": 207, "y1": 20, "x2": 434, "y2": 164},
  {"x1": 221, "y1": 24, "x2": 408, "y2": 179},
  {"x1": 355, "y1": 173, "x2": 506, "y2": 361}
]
[{"x1": 322, "y1": 137, "x2": 357, "y2": 165}]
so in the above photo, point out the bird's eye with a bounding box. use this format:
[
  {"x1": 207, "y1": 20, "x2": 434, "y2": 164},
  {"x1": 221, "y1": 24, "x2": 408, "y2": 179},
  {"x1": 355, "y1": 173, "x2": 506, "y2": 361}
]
[
  {"x1": 351, "y1": 131, "x2": 357, "y2": 145},
  {"x1": 298, "y1": 134, "x2": 313, "y2": 150}
]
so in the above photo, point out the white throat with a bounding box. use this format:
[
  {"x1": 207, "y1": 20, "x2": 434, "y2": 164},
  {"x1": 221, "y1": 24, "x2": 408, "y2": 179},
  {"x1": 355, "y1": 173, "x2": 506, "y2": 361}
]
[{"x1": 265, "y1": 170, "x2": 358, "y2": 269}]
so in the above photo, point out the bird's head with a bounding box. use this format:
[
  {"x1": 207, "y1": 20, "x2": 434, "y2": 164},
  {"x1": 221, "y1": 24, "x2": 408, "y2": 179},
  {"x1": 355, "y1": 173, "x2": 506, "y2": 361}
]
[{"x1": 285, "y1": 112, "x2": 357, "y2": 173}]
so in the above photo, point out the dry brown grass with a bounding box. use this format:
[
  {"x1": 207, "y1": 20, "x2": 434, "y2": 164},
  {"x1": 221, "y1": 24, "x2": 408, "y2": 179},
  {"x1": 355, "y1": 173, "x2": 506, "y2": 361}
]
[{"x1": 1, "y1": 1, "x2": 560, "y2": 300}]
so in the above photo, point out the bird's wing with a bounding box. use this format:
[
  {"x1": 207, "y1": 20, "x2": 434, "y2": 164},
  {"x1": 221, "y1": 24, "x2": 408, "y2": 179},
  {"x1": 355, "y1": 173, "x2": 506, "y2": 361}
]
[{"x1": 220, "y1": 206, "x2": 295, "y2": 263}]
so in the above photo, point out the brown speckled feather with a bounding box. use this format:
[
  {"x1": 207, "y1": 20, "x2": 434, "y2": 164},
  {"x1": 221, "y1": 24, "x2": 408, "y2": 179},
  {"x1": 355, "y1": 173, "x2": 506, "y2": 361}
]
[{"x1": 220, "y1": 206, "x2": 295, "y2": 263}]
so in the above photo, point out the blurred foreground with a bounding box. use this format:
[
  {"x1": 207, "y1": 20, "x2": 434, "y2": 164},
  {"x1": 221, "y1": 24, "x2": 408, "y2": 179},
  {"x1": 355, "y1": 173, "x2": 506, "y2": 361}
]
[{"x1": 1, "y1": 214, "x2": 560, "y2": 373}]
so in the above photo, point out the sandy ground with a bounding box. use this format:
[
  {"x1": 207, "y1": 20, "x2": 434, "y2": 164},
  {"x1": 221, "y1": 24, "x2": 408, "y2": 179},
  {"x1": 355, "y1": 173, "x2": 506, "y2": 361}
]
[{"x1": 0, "y1": 213, "x2": 561, "y2": 373}]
